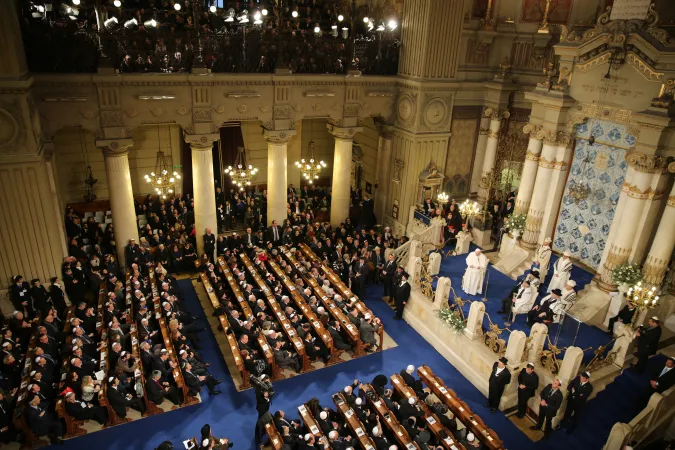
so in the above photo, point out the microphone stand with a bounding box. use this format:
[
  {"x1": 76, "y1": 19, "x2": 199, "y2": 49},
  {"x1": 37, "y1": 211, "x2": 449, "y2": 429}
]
[{"x1": 482, "y1": 265, "x2": 490, "y2": 302}]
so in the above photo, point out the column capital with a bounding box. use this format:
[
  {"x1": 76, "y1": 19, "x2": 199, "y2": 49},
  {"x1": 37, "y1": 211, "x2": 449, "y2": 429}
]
[
  {"x1": 326, "y1": 123, "x2": 363, "y2": 140},
  {"x1": 523, "y1": 123, "x2": 542, "y2": 137},
  {"x1": 625, "y1": 151, "x2": 671, "y2": 174},
  {"x1": 184, "y1": 133, "x2": 219, "y2": 149},
  {"x1": 374, "y1": 120, "x2": 395, "y2": 139},
  {"x1": 262, "y1": 128, "x2": 296, "y2": 144},
  {"x1": 96, "y1": 138, "x2": 134, "y2": 156},
  {"x1": 483, "y1": 108, "x2": 510, "y2": 121}
]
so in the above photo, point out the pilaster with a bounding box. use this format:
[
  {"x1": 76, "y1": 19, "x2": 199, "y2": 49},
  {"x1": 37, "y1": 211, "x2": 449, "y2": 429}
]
[
  {"x1": 263, "y1": 128, "x2": 297, "y2": 227},
  {"x1": 185, "y1": 133, "x2": 219, "y2": 256}
]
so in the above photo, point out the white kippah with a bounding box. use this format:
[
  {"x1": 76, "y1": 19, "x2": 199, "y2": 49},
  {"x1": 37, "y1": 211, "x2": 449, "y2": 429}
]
[
  {"x1": 319, "y1": 411, "x2": 328, "y2": 420},
  {"x1": 30, "y1": 370, "x2": 36, "y2": 376},
  {"x1": 304, "y1": 434, "x2": 311, "y2": 442},
  {"x1": 406, "y1": 365, "x2": 415, "y2": 374},
  {"x1": 467, "y1": 433, "x2": 475, "y2": 442},
  {"x1": 70, "y1": 358, "x2": 77, "y2": 365},
  {"x1": 364, "y1": 313, "x2": 371, "y2": 319},
  {"x1": 108, "y1": 377, "x2": 115, "y2": 383},
  {"x1": 372, "y1": 427, "x2": 379, "y2": 436},
  {"x1": 389, "y1": 446, "x2": 398, "y2": 450},
  {"x1": 202, "y1": 439, "x2": 210, "y2": 447},
  {"x1": 343, "y1": 386, "x2": 351, "y2": 393},
  {"x1": 355, "y1": 397, "x2": 362, "y2": 406},
  {"x1": 35, "y1": 357, "x2": 42, "y2": 363},
  {"x1": 408, "y1": 397, "x2": 415, "y2": 405}
]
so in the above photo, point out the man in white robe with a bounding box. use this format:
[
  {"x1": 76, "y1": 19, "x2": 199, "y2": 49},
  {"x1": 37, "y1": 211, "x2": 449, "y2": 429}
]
[
  {"x1": 533, "y1": 237, "x2": 553, "y2": 278},
  {"x1": 551, "y1": 280, "x2": 577, "y2": 324},
  {"x1": 462, "y1": 249, "x2": 488, "y2": 295},
  {"x1": 455, "y1": 224, "x2": 472, "y2": 255},
  {"x1": 547, "y1": 251, "x2": 573, "y2": 293}
]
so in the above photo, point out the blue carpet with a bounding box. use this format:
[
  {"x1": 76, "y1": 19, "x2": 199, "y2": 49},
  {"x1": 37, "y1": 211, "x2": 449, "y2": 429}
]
[{"x1": 53, "y1": 278, "x2": 655, "y2": 450}]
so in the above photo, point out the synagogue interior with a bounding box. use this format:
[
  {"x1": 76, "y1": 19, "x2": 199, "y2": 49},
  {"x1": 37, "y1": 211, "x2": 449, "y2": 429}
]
[{"x1": 1, "y1": 0, "x2": 675, "y2": 449}]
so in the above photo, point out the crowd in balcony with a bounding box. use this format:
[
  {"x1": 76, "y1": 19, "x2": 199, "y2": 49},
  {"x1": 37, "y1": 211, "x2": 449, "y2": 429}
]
[{"x1": 20, "y1": 0, "x2": 400, "y2": 74}]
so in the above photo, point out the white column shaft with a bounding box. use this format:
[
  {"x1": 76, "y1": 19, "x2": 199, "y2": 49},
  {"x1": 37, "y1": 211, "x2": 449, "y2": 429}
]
[
  {"x1": 374, "y1": 134, "x2": 393, "y2": 223},
  {"x1": 104, "y1": 152, "x2": 140, "y2": 262},
  {"x1": 514, "y1": 137, "x2": 543, "y2": 214},
  {"x1": 522, "y1": 143, "x2": 556, "y2": 247},
  {"x1": 539, "y1": 144, "x2": 573, "y2": 243},
  {"x1": 192, "y1": 146, "x2": 217, "y2": 255},
  {"x1": 330, "y1": 138, "x2": 353, "y2": 226},
  {"x1": 267, "y1": 141, "x2": 288, "y2": 227},
  {"x1": 470, "y1": 117, "x2": 490, "y2": 193}
]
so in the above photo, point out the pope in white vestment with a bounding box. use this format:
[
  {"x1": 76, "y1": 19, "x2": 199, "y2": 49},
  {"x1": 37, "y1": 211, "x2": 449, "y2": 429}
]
[
  {"x1": 463, "y1": 249, "x2": 489, "y2": 295},
  {"x1": 547, "y1": 251, "x2": 573, "y2": 293},
  {"x1": 533, "y1": 237, "x2": 553, "y2": 278},
  {"x1": 455, "y1": 225, "x2": 472, "y2": 255},
  {"x1": 551, "y1": 280, "x2": 577, "y2": 323}
]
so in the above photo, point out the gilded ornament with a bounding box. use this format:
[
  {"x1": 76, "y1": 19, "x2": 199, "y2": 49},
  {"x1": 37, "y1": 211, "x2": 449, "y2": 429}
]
[{"x1": 625, "y1": 151, "x2": 669, "y2": 173}]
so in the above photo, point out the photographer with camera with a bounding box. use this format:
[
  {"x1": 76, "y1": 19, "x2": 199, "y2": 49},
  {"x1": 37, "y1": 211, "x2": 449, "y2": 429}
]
[{"x1": 251, "y1": 373, "x2": 275, "y2": 418}]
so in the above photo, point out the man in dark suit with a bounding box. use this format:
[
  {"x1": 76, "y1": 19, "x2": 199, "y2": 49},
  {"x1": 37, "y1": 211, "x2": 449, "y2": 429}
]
[
  {"x1": 64, "y1": 391, "x2": 108, "y2": 425},
  {"x1": 559, "y1": 371, "x2": 593, "y2": 432},
  {"x1": 393, "y1": 273, "x2": 411, "y2": 320},
  {"x1": 183, "y1": 362, "x2": 222, "y2": 396},
  {"x1": 107, "y1": 376, "x2": 146, "y2": 418},
  {"x1": 649, "y1": 357, "x2": 675, "y2": 394},
  {"x1": 531, "y1": 378, "x2": 563, "y2": 439},
  {"x1": 634, "y1": 316, "x2": 663, "y2": 373},
  {"x1": 607, "y1": 301, "x2": 637, "y2": 333},
  {"x1": 381, "y1": 254, "x2": 397, "y2": 302},
  {"x1": 327, "y1": 321, "x2": 351, "y2": 351},
  {"x1": 516, "y1": 362, "x2": 539, "y2": 418},
  {"x1": 24, "y1": 395, "x2": 64, "y2": 445},
  {"x1": 244, "y1": 227, "x2": 258, "y2": 248},
  {"x1": 147, "y1": 370, "x2": 182, "y2": 406},
  {"x1": 485, "y1": 357, "x2": 511, "y2": 413},
  {"x1": 10, "y1": 275, "x2": 30, "y2": 316},
  {"x1": 352, "y1": 256, "x2": 369, "y2": 297},
  {"x1": 125, "y1": 239, "x2": 142, "y2": 268},
  {"x1": 267, "y1": 220, "x2": 282, "y2": 246},
  {"x1": 203, "y1": 228, "x2": 216, "y2": 261},
  {"x1": 526, "y1": 289, "x2": 560, "y2": 327}
]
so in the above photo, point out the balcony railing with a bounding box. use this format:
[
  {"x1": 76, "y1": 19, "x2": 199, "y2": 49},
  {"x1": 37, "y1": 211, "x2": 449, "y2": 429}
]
[{"x1": 22, "y1": 25, "x2": 400, "y2": 75}]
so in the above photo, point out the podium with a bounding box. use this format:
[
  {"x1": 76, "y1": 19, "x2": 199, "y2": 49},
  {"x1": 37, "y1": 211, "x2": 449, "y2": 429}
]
[{"x1": 553, "y1": 311, "x2": 583, "y2": 348}]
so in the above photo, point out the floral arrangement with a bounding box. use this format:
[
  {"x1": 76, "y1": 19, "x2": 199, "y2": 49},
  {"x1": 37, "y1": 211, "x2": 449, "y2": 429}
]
[
  {"x1": 508, "y1": 213, "x2": 527, "y2": 234},
  {"x1": 611, "y1": 262, "x2": 643, "y2": 286},
  {"x1": 436, "y1": 307, "x2": 466, "y2": 333}
]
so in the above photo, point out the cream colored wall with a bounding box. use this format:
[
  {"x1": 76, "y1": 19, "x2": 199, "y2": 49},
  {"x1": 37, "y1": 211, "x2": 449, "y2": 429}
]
[
  {"x1": 300, "y1": 118, "x2": 334, "y2": 187},
  {"x1": 53, "y1": 125, "x2": 183, "y2": 203},
  {"x1": 354, "y1": 117, "x2": 379, "y2": 191},
  {"x1": 54, "y1": 128, "x2": 109, "y2": 203},
  {"x1": 240, "y1": 121, "x2": 270, "y2": 186}
]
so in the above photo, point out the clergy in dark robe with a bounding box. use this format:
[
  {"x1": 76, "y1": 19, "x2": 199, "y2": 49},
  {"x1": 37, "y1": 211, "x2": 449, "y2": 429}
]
[
  {"x1": 607, "y1": 302, "x2": 637, "y2": 334},
  {"x1": 381, "y1": 254, "x2": 397, "y2": 301},
  {"x1": 393, "y1": 274, "x2": 411, "y2": 320},
  {"x1": 526, "y1": 289, "x2": 560, "y2": 327},
  {"x1": 560, "y1": 371, "x2": 593, "y2": 432},
  {"x1": 531, "y1": 379, "x2": 563, "y2": 439},
  {"x1": 485, "y1": 357, "x2": 511, "y2": 412},
  {"x1": 634, "y1": 317, "x2": 663, "y2": 373},
  {"x1": 516, "y1": 362, "x2": 539, "y2": 418}
]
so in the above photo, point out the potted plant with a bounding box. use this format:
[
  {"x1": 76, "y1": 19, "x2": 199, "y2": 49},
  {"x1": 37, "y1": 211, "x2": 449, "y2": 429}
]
[
  {"x1": 507, "y1": 213, "x2": 527, "y2": 239},
  {"x1": 436, "y1": 307, "x2": 466, "y2": 334},
  {"x1": 611, "y1": 262, "x2": 643, "y2": 292}
]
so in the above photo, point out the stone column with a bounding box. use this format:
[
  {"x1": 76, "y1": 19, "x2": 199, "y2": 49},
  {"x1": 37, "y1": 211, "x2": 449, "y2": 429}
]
[
  {"x1": 643, "y1": 181, "x2": 675, "y2": 287},
  {"x1": 539, "y1": 134, "x2": 574, "y2": 243},
  {"x1": 185, "y1": 134, "x2": 219, "y2": 256},
  {"x1": 464, "y1": 301, "x2": 485, "y2": 340},
  {"x1": 504, "y1": 330, "x2": 527, "y2": 366},
  {"x1": 470, "y1": 115, "x2": 491, "y2": 193},
  {"x1": 597, "y1": 165, "x2": 656, "y2": 290},
  {"x1": 433, "y1": 277, "x2": 452, "y2": 307},
  {"x1": 327, "y1": 123, "x2": 363, "y2": 227},
  {"x1": 263, "y1": 129, "x2": 297, "y2": 228},
  {"x1": 514, "y1": 125, "x2": 544, "y2": 214},
  {"x1": 521, "y1": 134, "x2": 557, "y2": 249},
  {"x1": 98, "y1": 139, "x2": 139, "y2": 263},
  {"x1": 287, "y1": 121, "x2": 302, "y2": 192},
  {"x1": 478, "y1": 109, "x2": 509, "y2": 201},
  {"x1": 374, "y1": 124, "x2": 394, "y2": 224}
]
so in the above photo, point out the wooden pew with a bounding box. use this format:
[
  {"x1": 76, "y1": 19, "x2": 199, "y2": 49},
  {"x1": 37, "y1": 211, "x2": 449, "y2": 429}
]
[
  {"x1": 12, "y1": 333, "x2": 50, "y2": 448},
  {"x1": 297, "y1": 403, "x2": 331, "y2": 447},
  {"x1": 332, "y1": 393, "x2": 377, "y2": 450},
  {"x1": 418, "y1": 365, "x2": 504, "y2": 450},
  {"x1": 279, "y1": 248, "x2": 363, "y2": 358},
  {"x1": 245, "y1": 257, "x2": 310, "y2": 373},
  {"x1": 265, "y1": 422, "x2": 284, "y2": 450},
  {"x1": 216, "y1": 256, "x2": 277, "y2": 380},
  {"x1": 390, "y1": 374, "x2": 466, "y2": 450},
  {"x1": 360, "y1": 384, "x2": 421, "y2": 450},
  {"x1": 297, "y1": 244, "x2": 384, "y2": 351},
  {"x1": 198, "y1": 272, "x2": 251, "y2": 390},
  {"x1": 96, "y1": 282, "x2": 106, "y2": 336},
  {"x1": 148, "y1": 268, "x2": 199, "y2": 406}
]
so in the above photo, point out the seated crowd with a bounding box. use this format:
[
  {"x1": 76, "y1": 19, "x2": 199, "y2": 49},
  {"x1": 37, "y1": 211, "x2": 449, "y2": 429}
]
[
  {"x1": 257, "y1": 365, "x2": 488, "y2": 450},
  {"x1": 21, "y1": 0, "x2": 400, "y2": 75}
]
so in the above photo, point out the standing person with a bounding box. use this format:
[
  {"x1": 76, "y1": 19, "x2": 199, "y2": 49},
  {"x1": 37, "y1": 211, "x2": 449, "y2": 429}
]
[
  {"x1": 533, "y1": 237, "x2": 553, "y2": 279},
  {"x1": 559, "y1": 371, "x2": 593, "y2": 432},
  {"x1": 485, "y1": 357, "x2": 511, "y2": 413},
  {"x1": 462, "y1": 249, "x2": 488, "y2": 296},
  {"x1": 634, "y1": 317, "x2": 663, "y2": 373},
  {"x1": 516, "y1": 362, "x2": 539, "y2": 418},
  {"x1": 267, "y1": 220, "x2": 282, "y2": 247},
  {"x1": 393, "y1": 273, "x2": 411, "y2": 321},
  {"x1": 547, "y1": 252, "x2": 572, "y2": 293},
  {"x1": 203, "y1": 228, "x2": 216, "y2": 262},
  {"x1": 530, "y1": 378, "x2": 563, "y2": 440},
  {"x1": 255, "y1": 374, "x2": 273, "y2": 418},
  {"x1": 381, "y1": 254, "x2": 397, "y2": 302}
]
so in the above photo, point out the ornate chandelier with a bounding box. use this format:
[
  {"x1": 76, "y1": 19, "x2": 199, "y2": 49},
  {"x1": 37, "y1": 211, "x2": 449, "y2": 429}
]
[
  {"x1": 225, "y1": 146, "x2": 258, "y2": 191},
  {"x1": 459, "y1": 199, "x2": 481, "y2": 220},
  {"x1": 568, "y1": 180, "x2": 591, "y2": 203},
  {"x1": 627, "y1": 281, "x2": 660, "y2": 312},
  {"x1": 294, "y1": 141, "x2": 326, "y2": 184},
  {"x1": 144, "y1": 127, "x2": 181, "y2": 199}
]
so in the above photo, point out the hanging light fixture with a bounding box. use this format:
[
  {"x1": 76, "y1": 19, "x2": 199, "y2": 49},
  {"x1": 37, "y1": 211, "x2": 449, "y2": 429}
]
[
  {"x1": 225, "y1": 146, "x2": 258, "y2": 191},
  {"x1": 144, "y1": 126, "x2": 181, "y2": 199},
  {"x1": 568, "y1": 149, "x2": 592, "y2": 204},
  {"x1": 295, "y1": 141, "x2": 327, "y2": 185},
  {"x1": 83, "y1": 166, "x2": 98, "y2": 203}
]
